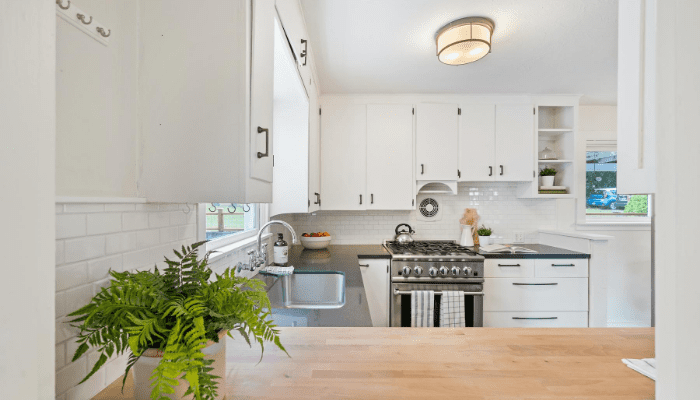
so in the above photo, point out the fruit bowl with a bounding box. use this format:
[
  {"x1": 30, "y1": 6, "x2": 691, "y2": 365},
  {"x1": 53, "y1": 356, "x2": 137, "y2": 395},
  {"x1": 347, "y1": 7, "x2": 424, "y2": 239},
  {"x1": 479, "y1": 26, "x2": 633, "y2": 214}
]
[{"x1": 300, "y1": 235, "x2": 332, "y2": 250}]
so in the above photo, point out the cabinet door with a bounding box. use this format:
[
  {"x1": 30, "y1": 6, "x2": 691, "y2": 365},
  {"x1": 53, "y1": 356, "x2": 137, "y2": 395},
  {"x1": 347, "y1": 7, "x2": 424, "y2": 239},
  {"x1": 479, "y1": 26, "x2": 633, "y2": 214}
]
[
  {"x1": 308, "y1": 88, "x2": 321, "y2": 212},
  {"x1": 249, "y1": 0, "x2": 276, "y2": 183},
  {"x1": 459, "y1": 104, "x2": 495, "y2": 181},
  {"x1": 366, "y1": 105, "x2": 414, "y2": 210},
  {"x1": 359, "y1": 259, "x2": 389, "y2": 327},
  {"x1": 495, "y1": 104, "x2": 535, "y2": 181},
  {"x1": 416, "y1": 103, "x2": 459, "y2": 181},
  {"x1": 320, "y1": 104, "x2": 367, "y2": 210}
]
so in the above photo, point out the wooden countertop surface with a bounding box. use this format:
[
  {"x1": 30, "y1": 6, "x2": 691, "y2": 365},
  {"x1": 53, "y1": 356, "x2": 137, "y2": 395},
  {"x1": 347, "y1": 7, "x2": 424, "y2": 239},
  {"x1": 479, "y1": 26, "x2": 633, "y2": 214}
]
[{"x1": 93, "y1": 327, "x2": 654, "y2": 400}]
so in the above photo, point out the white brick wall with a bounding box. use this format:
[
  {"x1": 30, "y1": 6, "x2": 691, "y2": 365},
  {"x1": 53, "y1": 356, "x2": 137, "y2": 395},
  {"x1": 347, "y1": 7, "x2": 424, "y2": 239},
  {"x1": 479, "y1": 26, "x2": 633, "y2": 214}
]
[
  {"x1": 274, "y1": 182, "x2": 558, "y2": 244},
  {"x1": 55, "y1": 202, "x2": 271, "y2": 400}
]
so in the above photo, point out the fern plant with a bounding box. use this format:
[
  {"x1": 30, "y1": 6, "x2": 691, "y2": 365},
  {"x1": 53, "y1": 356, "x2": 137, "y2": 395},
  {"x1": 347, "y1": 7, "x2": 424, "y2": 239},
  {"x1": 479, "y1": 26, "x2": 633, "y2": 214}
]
[{"x1": 67, "y1": 241, "x2": 286, "y2": 400}]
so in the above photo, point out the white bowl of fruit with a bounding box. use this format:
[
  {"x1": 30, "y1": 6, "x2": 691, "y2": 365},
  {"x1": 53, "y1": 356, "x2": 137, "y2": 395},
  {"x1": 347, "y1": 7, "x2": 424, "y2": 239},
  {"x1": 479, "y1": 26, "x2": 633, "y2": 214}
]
[{"x1": 300, "y1": 232, "x2": 332, "y2": 249}]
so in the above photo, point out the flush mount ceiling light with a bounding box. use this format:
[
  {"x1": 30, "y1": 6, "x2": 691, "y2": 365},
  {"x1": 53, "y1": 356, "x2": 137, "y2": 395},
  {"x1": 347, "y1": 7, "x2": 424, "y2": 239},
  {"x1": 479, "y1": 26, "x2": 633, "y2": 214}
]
[{"x1": 435, "y1": 17, "x2": 494, "y2": 65}]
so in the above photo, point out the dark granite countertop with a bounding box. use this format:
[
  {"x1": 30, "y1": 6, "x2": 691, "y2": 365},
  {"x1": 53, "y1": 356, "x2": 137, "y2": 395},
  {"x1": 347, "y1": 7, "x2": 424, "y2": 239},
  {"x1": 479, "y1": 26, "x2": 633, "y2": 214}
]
[
  {"x1": 474, "y1": 244, "x2": 590, "y2": 259},
  {"x1": 258, "y1": 245, "x2": 386, "y2": 327}
]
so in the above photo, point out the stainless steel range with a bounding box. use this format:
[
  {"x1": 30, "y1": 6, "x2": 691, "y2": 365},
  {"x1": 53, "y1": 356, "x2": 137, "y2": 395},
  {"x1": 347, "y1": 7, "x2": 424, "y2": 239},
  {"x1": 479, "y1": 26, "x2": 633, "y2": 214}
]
[{"x1": 384, "y1": 240, "x2": 485, "y2": 327}]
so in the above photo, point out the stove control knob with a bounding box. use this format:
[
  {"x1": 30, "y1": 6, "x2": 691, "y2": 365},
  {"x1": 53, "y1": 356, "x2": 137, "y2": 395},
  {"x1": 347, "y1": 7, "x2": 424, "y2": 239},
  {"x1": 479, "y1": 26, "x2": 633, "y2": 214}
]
[
  {"x1": 414, "y1": 266, "x2": 423, "y2": 276},
  {"x1": 402, "y1": 266, "x2": 412, "y2": 276},
  {"x1": 439, "y1": 266, "x2": 449, "y2": 276},
  {"x1": 451, "y1": 266, "x2": 460, "y2": 276},
  {"x1": 428, "y1": 267, "x2": 438, "y2": 277},
  {"x1": 463, "y1": 266, "x2": 473, "y2": 276}
]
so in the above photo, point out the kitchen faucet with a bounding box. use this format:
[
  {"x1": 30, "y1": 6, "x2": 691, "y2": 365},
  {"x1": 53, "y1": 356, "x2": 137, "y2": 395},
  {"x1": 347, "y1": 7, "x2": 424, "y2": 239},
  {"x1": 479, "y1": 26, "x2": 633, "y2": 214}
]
[{"x1": 247, "y1": 220, "x2": 298, "y2": 270}]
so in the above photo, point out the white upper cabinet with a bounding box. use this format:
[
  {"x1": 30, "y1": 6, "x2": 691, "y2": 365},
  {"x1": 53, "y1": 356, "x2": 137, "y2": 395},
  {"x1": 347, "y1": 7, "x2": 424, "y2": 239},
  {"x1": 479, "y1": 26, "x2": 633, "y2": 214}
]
[
  {"x1": 139, "y1": 0, "x2": 274, "y2": 203},
  {"x1": 617, "y1": 0, "x2": 656, "y2": 194},
  {"x1": 308, "y1": 89, "x2": 321, "y2": 212},
  {"x1": 459, "y1": 104, "x2": 496, "y2": 181},
  {"x1": 416, "y1": 103, "x2": 460, "y2": 181},
  {"x1": 494, "y1": 104, "x2": 535, "y2": 181},
  {"x1": 366, "y1": 105, "x2": 415, "y2": 210},
  {"x1": 270, "y1": 18, "x2": 310, "y2": 216},
  {"x1": 249, "y1": 0, "x2": 276, "y2": 183},
  {"x1": 320, "y1": 103, "x2": 367, "y2": 210}
]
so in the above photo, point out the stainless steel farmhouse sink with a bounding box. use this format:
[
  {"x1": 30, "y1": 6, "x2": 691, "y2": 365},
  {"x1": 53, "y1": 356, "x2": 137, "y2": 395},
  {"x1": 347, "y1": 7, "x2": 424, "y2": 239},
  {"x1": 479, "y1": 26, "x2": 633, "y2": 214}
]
[{"x1": 264, "y1": 271, "x2": 346, "y2": 309}]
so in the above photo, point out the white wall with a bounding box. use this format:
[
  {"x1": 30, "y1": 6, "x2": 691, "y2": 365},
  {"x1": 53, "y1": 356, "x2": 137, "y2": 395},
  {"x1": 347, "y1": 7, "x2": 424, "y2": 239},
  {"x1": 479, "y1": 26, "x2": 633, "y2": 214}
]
[
  {"x1": 56, "y1": 1, "x2": 139, "y2": 197},
  {"x1": 274, "y1": 182, "x2": 558, "y2": 243},
  {"x1": 0, "y1": 2, "x2": 56, "y2": 399}
]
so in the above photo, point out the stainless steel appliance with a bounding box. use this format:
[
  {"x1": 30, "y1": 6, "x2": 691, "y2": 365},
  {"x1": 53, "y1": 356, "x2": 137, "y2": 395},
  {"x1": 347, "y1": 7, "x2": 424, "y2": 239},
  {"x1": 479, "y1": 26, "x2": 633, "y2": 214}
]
[{"x1": 384, "y1": 240, "x2": 485, "y2": 327}]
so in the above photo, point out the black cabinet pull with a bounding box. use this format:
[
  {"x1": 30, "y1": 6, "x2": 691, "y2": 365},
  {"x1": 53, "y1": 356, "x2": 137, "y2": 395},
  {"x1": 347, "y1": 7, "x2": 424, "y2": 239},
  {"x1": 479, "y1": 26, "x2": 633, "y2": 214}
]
[
  {"x1": 513, "y1": 283, "x2": 558, "y2": 286},
  {"x1": 500, "y1": 165, "x2": 504, "y2": 176},
  {"x1": 421, "y1": 164, "x2": 424, "y2": 175},
  {"x1": 371, "y1": 194, "x2": 374, "y2": 204},
  {"x1": 498, "y1": 264, "x2": 520, "y2": 267},
  {"x1": 489, "y1": 166, "x2": 493, "y2": 176},
  {"x1": 552, "y1": 264, "x2": 575, "y2": 267},
  {"x1": 359, "y1": 194, "x2": 362, "y2": 205},
  {"x1": 257, "y1": 127, "x2": 269, "y2": 158},
  {"x1": 300, "y1": 39, "x2": 308, "y2": 66},
  {"x1": 314, "y1": 192, "x2": 320, "y2": 205},
  {"x1": 512, "y1": 317, "x2": 558, "y2": 320}
]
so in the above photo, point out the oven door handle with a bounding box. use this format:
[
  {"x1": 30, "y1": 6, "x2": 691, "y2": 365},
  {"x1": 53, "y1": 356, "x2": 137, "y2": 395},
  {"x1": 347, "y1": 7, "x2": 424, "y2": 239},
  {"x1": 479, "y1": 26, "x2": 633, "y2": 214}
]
[{"x1": 393, "y1": 288, "x2": 484, "y2": 296}]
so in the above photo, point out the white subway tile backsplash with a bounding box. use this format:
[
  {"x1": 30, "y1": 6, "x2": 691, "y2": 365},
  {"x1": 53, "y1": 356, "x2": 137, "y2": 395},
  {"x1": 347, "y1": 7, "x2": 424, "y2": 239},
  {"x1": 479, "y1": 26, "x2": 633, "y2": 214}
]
[
  {"x1": 64, "y1": 285, "x2": 94, "y2": 316},
  {"x1": 135, "y1": 203, "x2": 161, "y2": 212},
  {"x1": 105, "y1": 232, "x2": 137, "y2": 255},
  {"x1": 275, "y1": 182, "x2": 557, "y2": 244},
  {"x1": 178, "y1": 224, "x2": 195, "y2": 240},
  {"x1": 56, "y1": 343, "x2": 66, "y2": 370},
  {"x1": 169, "y1": 211, "x2": 187, "y2": 226},
  {"x1": 56, "y1": 240, "x2": 65, "y2": 265},
  {"x1": 56, "y1": 318, "x2": 80, "y2": 344},
  {"x1": 56, "y1": 262, "x2": 88, "y2": 291},
  {"x1": 86, "y1": 213, "x2": 122, "y2": 235},
  {"x1": 149, "y1": 212, "x2": 170, "y2": 228},
  {"x1": 123, "y1": 248, "x2": 154, "y2": 271},
  {"x1": 56, "y1": 358, "x2": 87, "y2": 395},
  {"x1": 56, "y1": 214, "x2": 86, "y2": 239},
  {"x1": 122, "y1": 212, "x2": 149, "y2": 231},
  {"x1": 65, "y1": 366, "x2": 104, "y2": 400},
  {"x1": 55, "y1": 292, "x2": 67, "y2": 318},
  {"x1": 136, "y1": 229, "x2": 160, "y2": 249},
  {"x1": 160, "y1": 226, "x2": 179, "y2": 243},
  {"x1": 64, "y1": 236, "x2": 105, "y2": 263},
  {"x1": 87, "y1": 255, "x2": 123, "y2": 281}
]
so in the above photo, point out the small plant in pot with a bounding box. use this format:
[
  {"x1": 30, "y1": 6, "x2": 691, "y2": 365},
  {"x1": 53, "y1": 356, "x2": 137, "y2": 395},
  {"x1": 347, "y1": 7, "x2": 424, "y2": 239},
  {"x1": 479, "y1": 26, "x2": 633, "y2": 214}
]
[
  {"x1": 539, "y1": 167, "x2": 557, "y2": 187},
  {"x1": 67, "y1": 241, "x2": 286, "y2": 400},
  {"x1": 477, "y1": 225, "x2": 493, "y2": 246}
]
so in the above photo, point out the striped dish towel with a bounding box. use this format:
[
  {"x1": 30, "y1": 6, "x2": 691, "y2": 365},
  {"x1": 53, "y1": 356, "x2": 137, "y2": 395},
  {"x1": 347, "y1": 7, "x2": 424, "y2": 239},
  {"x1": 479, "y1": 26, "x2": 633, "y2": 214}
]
[
  {"x1": 410, "y1": 290, "x2": 434, "y2": 327},
  {"x1": 440, "y1": 291, "x2": 465, "y2": 327}
]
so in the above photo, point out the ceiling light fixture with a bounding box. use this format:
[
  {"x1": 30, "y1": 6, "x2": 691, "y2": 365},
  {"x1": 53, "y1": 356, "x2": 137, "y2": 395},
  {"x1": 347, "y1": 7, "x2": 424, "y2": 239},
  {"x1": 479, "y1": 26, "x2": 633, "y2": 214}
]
[{"x1": 435, "y1": 17, "x2": 494, "y2": 65}]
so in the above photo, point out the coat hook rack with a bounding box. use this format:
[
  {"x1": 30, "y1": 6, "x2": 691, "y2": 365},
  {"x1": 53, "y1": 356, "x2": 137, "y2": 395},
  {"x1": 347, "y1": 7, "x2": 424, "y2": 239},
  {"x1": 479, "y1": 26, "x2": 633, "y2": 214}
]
[
  {"x1": 56, "y1": 1, "x2": 110, "y2": 46},
  {"x1": 243, "y1": 204, "x2": 251, "y2": 212},
  {"x1": 56, "y1": 0, "x2": 70, "y2": 10},
  {"x1": 181, "y1": 204, "x2": 191, "y2": 214},
  {"x1": 227, "y1": 204, "x2": 237, "y2": 213},
  {"x1": 76, "y1": 13, "x2": 92, "y2": 25}
]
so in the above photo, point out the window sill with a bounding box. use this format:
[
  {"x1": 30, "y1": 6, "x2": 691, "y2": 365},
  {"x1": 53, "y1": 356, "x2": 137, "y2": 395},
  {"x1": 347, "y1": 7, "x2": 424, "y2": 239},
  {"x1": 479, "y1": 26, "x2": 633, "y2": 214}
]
[{"x1": 208, "y1": 233, "x2": 273, "y2": 261}]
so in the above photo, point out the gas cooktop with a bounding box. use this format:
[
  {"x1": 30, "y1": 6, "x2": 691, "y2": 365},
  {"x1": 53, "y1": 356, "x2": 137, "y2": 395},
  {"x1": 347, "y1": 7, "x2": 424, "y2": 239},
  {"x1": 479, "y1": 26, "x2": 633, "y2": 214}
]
[{"x1": 384, "y1": 240, "x2": 483, "y2": 260}]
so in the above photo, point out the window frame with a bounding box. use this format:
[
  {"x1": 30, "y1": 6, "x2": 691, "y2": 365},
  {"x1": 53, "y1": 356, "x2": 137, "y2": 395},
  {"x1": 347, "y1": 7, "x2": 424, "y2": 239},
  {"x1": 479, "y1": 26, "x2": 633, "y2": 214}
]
[
  {"x1": 197, "y1": 203, "x2": 270, "y2": 253},
  {"x1": 577, "y1": 140, "x2": 651, "y2": 226}
]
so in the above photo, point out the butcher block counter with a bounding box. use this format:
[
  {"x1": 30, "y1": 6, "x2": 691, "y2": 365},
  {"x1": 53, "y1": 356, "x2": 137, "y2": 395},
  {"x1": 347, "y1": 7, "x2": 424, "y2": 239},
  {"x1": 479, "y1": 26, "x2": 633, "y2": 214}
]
[{"x1": 93, "y1": 327, "x2": 654, "y2": 400}]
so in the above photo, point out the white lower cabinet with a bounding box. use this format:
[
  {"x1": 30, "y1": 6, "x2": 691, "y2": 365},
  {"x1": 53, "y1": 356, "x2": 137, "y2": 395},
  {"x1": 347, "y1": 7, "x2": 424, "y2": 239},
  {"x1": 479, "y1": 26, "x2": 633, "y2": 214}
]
[
  {"x1": 358, "y1": 258, "x2": 389, "y2": 327},
  {"x1": 483, "y1": 258, "x2": 589, "y2": 327},
  {"x1": 484, "y1": 312, "x2": 589, "y2": 328}
]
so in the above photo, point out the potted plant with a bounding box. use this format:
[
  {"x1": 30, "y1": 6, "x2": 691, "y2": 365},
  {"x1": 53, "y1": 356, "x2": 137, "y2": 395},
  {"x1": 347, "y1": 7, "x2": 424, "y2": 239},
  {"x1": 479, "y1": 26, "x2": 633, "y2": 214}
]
[
  {"x1": 67, "y1": 241, "x2": 286, "y2": 400},
  {"x1": 539, "y1": 167, "x2": 557, "y2": 187},
  {"x1": 477, "y1": 225, "x2": 492, "y2": 246}
]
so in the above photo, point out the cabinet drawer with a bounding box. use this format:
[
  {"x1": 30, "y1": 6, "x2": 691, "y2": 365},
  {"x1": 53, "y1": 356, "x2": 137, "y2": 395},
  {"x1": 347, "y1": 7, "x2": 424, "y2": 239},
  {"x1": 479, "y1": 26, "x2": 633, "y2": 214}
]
[
  {"x1": 484, "y1": 312, "x2": 589, "y2": 327},
  {"x1": 484, "y1": 278, "x2": 588, "y2": 312},
  {"x1": 484, "y1": 259, "x2": 534, "y2": 278},
  {"x1": 535, "y1": 259, "x2": 588, "y2": 278}
]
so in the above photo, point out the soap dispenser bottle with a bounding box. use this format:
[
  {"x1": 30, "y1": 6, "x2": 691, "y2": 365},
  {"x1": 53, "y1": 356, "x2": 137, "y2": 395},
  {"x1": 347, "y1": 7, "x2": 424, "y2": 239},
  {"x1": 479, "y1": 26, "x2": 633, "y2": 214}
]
[{"x1": 273, "y1": 233, "x2": 288, "y2": 265}]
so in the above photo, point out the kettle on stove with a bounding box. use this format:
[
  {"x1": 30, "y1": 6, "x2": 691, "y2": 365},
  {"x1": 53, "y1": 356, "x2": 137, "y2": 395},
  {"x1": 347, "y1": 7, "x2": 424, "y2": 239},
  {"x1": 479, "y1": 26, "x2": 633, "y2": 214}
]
[{"x1": 394, "y1": 223, "x2": 415, "y2": 244}]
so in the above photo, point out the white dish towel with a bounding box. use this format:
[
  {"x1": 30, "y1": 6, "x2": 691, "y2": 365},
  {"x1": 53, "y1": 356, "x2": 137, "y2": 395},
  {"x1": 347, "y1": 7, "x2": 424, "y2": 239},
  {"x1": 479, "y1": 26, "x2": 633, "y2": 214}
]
[
  {"x1": 622, "y1": 358, "x2": 656, "y2": 380},
  {"x1": 440, "y1": 291, "x2": 466, "y2": 327},
  {"x1": 410, "y1": 290, "x2": 434, "y2": 327}
]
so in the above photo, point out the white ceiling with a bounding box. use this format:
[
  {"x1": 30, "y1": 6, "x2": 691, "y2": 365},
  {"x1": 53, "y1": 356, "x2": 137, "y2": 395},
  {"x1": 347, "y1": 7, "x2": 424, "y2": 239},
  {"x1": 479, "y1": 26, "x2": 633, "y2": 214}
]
[{"x1": 300, "y1": 0, "x2": 618, "y2": 104}]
